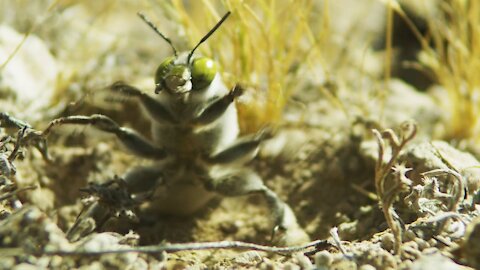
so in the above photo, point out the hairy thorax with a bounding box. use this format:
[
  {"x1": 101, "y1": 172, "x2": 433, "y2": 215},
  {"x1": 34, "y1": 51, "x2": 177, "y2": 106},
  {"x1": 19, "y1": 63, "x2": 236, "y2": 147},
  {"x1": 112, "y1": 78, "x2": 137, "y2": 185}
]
[{"x1": 146, "y1": 75, "x2": 240, "y2": 215}]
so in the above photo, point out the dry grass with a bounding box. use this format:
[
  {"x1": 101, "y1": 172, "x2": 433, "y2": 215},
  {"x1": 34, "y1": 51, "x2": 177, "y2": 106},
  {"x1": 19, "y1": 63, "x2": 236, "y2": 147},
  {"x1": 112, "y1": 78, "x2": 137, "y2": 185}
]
[
  {"x1": 1, "y1": 0, "x2": 361, "y2": 132},
  {"x1": 155, "y1": 0, "x2": 331, "y2": 133},
  {"x1": 418, "y1": 0, "x2": 480, "y2": 142}
]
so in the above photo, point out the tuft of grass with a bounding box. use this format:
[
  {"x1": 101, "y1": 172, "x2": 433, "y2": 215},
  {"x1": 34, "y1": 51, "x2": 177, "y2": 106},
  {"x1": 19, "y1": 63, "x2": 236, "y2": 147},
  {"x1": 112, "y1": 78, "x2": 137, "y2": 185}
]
[
  {"x1": 418, "y1": 0, "x2": 480, "y2": 142},
  {"x1": 157, "y1": 0, "x2": 329, "y2": 133}
]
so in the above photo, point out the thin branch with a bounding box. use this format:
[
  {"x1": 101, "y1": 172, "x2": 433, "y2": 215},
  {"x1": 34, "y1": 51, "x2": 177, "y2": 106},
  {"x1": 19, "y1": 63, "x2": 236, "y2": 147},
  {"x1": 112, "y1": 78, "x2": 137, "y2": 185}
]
[
  {"x1": 329, "y1": 227, "x2": 348, "y2": 256},
  {"x1": 0, "y1": 185, "x2": 37, "y2": 201},
  {"x1": 372, "y1": 121, "x2": 417, "y2": 255},
  {"x1": 0, "y1": 239, "x2": 332, "y2": 257},
  {"x1": 350, "y1": 183, "x2": 378, "y2": 201},
  {"x1": 422, "y1": 168, "x2": 464, "y2": 212},
  {"x1": 424, "y1": 212, "x2": 466, "y2": 225},
  {"x1": 8, "y1": 126, "x2": 27, "y2": 162}
]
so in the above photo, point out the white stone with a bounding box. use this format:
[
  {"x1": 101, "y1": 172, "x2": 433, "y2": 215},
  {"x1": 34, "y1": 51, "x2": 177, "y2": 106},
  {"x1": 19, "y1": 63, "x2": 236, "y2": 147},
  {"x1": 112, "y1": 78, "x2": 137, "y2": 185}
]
[{"x1": 0, "y1": 25, "x2": 58, "y2": 122}]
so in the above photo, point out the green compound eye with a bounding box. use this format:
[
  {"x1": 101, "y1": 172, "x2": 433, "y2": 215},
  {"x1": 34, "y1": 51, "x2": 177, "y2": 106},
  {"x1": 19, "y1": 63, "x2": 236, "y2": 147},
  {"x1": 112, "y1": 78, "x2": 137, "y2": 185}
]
[
  {"x1": 191, "y1": 57, "x2": 218, "y2": 90},
  {"x1": 155, "y1": 56, "x2": 175, "y2": 85}
]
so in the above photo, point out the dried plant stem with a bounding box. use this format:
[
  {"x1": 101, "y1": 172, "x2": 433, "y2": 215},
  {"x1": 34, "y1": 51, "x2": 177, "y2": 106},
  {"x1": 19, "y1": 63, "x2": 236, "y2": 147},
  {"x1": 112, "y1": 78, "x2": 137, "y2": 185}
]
[
  {"x1": 422, "y1": 169, "x2": 465, "y2": 232},
  {"x1": 421, "y1": 169, "x2": 464, "y2": 212},
  {"x1": 372, "y1": 121, "x2": 417, "y2": 254},
  {"x1": 329, "y1": 227, "x2": 348, "y2": 256},
  {"x1": 0, "y1": 185, "x2": 37, "y2": 202},
  {"x1": 0, "y1": 239, "x2": 331, "y2": 257}
]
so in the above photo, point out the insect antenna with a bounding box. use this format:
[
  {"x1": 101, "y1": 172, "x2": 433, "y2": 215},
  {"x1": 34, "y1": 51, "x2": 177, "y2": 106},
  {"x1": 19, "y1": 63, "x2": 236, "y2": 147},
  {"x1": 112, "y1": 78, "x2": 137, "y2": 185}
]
[
  {"x1": 187, "y1": 11, "x2": 231, "y2": 64},
  {"x1": 137, "y1": 12, "x2": 178, "y2": 57}
]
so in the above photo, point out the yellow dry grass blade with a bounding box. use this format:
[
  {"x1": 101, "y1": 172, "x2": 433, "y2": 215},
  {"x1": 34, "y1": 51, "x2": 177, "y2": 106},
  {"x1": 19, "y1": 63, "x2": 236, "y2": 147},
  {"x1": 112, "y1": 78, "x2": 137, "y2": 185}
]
[
  {"x1": 0, "y1": 0, "x2": 62, "y2": 71},
  {"x1": 161, "y1": 0, "x2": 327, "y2": 133},
  {"x1": 419, "y1": 0, "x2": 480, "y2": 142}
]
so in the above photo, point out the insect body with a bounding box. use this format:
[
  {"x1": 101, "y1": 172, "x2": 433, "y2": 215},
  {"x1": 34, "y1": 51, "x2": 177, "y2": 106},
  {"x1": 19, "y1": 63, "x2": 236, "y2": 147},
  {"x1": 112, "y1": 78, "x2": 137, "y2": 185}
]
[{"x1": 43, "y1": 12, "x2": 308, "y2": 245}]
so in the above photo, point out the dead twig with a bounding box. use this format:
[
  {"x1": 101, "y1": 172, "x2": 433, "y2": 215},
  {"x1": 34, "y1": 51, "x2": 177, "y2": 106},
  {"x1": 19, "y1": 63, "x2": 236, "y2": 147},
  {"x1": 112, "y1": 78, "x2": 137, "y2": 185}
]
[
  {"x1": 0, "y1": 185, "x2": 37, "y2": 202},
  {"x1": 329, "y1": 227, "x2": 349, "y2": 257},
  {"x1": 372, "y1": 121, "x2": 417, "y2": 254},
  {"x1": 0, "y1": 239, "x2": 332, "y2": 257},
  {"x1": 350, "y1": 183, "x2": 378, "y2": 201},
  {"x1": 421, "y1": 169, "x2": 464, "y2": 213},
  {"x1": 419, "y1": 168, "x2": 466, "y2": 234}
]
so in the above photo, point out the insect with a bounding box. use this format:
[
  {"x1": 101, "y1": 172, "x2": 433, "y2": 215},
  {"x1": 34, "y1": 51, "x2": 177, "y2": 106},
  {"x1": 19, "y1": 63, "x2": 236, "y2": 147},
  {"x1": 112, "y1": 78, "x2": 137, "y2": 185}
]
[{"x1": 42, "y1": 11, "x2": 309, "y2": 245}]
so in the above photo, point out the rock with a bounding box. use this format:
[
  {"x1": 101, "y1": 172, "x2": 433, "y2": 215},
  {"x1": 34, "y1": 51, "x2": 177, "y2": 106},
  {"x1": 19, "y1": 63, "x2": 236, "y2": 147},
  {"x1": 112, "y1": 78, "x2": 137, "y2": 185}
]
[
  {"x1": 361, "y1": 139, "x2": 480, "y2": 203},
  {"x1": 0, "y1": 25, "x2": 58, "y2": 122},
  {"x1": 315, "y1": 250, "x2": 333, "y2": 270},
  {"x1": 0, "y1": 206, "x2": 72, "y2": 252},
  {"x1": 411, "y1": 252, "x2": 474, "y2": 270},
  {"x1": 461, "y1": 216, "x2": 480, "y2": 269},
  {"x1": 383, "y1": 80, "x2": 443, "y2": 137},
  {"x1": 400, "y1": 141, "x2": 480, "y2": 197}
]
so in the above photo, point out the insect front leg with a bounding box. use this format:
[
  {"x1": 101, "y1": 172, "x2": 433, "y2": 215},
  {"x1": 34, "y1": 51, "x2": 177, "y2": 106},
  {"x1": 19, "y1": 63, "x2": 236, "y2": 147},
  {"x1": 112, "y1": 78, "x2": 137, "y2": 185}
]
[
  {"x1": 43, "y1": 114, "x2": 166, "y2": 160},
  {"x1": 66, "y1": 201, "x2": 110, "y2": 242},
  {"x1": 205, "y1": 168, "x2": 310, "y2": 245},
  {"x1": 108, "y1": 82, "x2": 178, "y2": 124},
  {"x1": 192, "y1": 84, "x2": 243, "y2": 125},
  {"x1": 122, "y1": 165, "x2": 164, "y2": 195},
  {"x1": 206, "y1": 128, "x2": 271, "y2": 165}
]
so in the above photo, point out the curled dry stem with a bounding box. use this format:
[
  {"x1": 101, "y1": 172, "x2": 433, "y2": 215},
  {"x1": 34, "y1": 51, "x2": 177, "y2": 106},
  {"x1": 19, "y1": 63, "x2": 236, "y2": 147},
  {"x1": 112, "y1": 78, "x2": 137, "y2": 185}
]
[
  {"x1": 372, "y1": 121, "x2": 417, "y2": 254},
  {"x1": 421, "y1": 169, "x2": 464, "y2": 212},
  {"x1": 0, "y1": 185, "x2": 37, "y2": 202},
  {"x1": 421, "y1": 169, "x2": 465, "y2": 232}
]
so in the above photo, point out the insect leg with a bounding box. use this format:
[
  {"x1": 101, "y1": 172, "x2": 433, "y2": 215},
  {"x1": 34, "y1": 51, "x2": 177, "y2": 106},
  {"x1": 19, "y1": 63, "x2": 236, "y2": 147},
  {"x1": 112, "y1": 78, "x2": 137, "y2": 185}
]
[
  {"x1": 43, "y1": 114, "x2": 166, "y2": 159},
  {"x1": 205, "y1": 168, "x2": 310, "y2": 245},
  {"x1": 206, "y1": 128, "x2": 271, "y2": 165},
  {"x1": 109, "y1": 82, "x2": 178, "y2": 124},
  {"x1": 66, "y1": 202, "x2": 110, "y2": 242},
  {"x1": 192, "y1": 84, "x2": 243, "y2": 125},
  {"x1": 123, "y1": 165, "x2": 164, "y2": 194}
]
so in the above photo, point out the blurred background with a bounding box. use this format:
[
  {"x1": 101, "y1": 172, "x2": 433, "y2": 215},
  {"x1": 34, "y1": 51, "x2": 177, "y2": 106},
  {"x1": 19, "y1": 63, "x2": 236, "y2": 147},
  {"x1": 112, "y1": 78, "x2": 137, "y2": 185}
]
[{"x1": 0, "y1": 0, "x2": 479, "y2": 150}]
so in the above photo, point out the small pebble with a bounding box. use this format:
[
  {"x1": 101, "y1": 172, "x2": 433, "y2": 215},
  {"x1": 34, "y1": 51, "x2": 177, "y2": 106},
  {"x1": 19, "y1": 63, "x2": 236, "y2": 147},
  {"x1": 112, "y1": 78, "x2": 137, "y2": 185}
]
[
  {"x1": 381, "y1": 233, "x2": 395, "y2": 251},
  {"x1": 294, "y1": 253, "x2": 313, "y2": 269},
  {"x1": 401, "y1": 241, "x2": 421, "y2": 261},
  {"x1": 259, "y1": 258, "x2": 275, "y2": 270},
  {"x1": 284, "y1": 263, "x2": 301, "y2": 270},
  {"x1": 359, "y1": 264, "x2": 376, "y2": 270},
  {"x1": 398, "y1": 259, "x2": 413, "y2": 270},
  {"x1": 234, "y1": 251, "x2": 263, "y2": 265},
  {"x1": 315, "y1": 250, "x2": 333, "y2": 268},
  {"x1": 404, "y1": 230, "x2": 416, "y2": 241},
  {"x1": 414, "y1": 238, "x2": 430, "y2": 250},
  {"x1": 427, "y1": 238, "x2": 437, "y2": 247},
  {"x1": 422, "y1": 247, "x2": 439, "y2": 255},
  {"x1": 12, "y1": 263, "x2": 38, "y2": 270}
]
